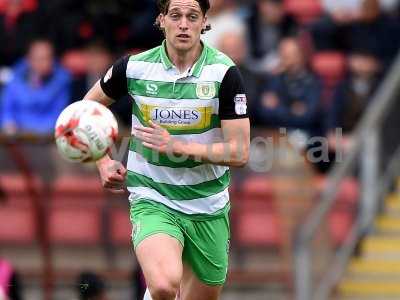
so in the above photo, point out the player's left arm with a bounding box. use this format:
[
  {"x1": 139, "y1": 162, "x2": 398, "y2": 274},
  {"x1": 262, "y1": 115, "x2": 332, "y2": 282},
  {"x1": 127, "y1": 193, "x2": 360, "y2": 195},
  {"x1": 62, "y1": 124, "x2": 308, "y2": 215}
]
[{"x1": 134, "y1": 66, "x2": 250, "y2": 167}]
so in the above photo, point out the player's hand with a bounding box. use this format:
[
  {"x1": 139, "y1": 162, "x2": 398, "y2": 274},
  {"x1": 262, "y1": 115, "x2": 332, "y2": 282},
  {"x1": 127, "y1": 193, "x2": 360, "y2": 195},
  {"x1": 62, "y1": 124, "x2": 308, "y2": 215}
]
[
  {"x1": 134, "y1": 120, "x2": 182, "y2": 154},
  {"x1": 96, "y1": 156, "x2": 127, "y2": 194}
]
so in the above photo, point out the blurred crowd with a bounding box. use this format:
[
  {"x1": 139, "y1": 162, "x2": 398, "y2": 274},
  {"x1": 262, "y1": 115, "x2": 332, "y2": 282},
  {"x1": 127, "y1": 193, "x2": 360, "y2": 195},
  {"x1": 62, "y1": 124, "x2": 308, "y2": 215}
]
[{"x1": 0, "y1": 0, "x2": 399, "y2": 172}]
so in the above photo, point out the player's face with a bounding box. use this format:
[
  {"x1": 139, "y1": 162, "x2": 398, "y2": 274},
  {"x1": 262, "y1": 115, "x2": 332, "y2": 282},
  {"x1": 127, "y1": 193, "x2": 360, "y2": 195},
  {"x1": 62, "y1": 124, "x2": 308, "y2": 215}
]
[{"x1": 160, "y1": 0, "x2": 207, "y2": 52}]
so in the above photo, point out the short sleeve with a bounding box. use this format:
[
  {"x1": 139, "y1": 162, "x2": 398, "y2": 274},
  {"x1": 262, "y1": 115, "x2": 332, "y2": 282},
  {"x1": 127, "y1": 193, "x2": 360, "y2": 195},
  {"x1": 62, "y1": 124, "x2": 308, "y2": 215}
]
[
  {"x1": 218, "y1": 66, "x2": 249, "y2": 120},
  {"x1": 100, "y1": 55, "x2": 129, "y2": 100}
]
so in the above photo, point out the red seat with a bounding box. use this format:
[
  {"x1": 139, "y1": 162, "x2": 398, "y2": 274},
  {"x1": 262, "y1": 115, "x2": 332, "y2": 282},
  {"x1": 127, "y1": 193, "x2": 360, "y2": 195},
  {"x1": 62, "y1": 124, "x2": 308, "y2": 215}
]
[
  {"x1": 236, "y1": 205, "x2": 282, "y2": 248},
  {"x1": 51, "y1": 175, "x2": 104, "y2": 197},
  {"x1": 0, "y1": 0, "x2": 37, "y2": 13},
  {"x1": 284, "y1": 0, "x2": 323, "y2": 24},
  {"x1": 328, "y1": 210, "x2": 354, "y2": 247},
  {"x1": 109, "y1": 208, "x2": 132, "y2": 246},
  {"x1": 0, "y1": 173, "x2": 43, "y2": 196},
  {"x1": 335, "y1": 177, "x2": 360, "y2": 208},
  {"x1": 21, "y1": 0, "x2": 37, "y2": 11},
  {"x1": 316, "y1": 176, "x2": 359, "y2": 209},
  {"x1": 0, "y1": 207, "x2": 36, "y2": 244},
  {"x1": 0, "y1": 173, "x2": 43, "y2": 207},
  {"x1": 61, "y1": 50, "x2": 88, "y2": 76},
  {"x1": 48, "y1": 206, "x2": 101, "y2": 245},
  {"x1": 312, "y1": 51, "x2": 347, "y2": 87},
  {"x1": 240, "y1": 176, "x2": 274, "y2": 200},
  {"x1": 233, "y1": 177, "x2": 277, "y2": 243},
  {"x1": 234, "y1": 198, "x2": 281, "y2": 247}
]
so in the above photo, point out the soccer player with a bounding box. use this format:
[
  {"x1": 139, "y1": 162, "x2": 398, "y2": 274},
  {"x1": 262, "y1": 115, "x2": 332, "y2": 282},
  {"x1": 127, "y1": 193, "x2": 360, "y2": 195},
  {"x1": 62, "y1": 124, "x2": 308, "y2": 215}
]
[{"x1": 83, "y1": 0, "x2": 250, "y2": 299}]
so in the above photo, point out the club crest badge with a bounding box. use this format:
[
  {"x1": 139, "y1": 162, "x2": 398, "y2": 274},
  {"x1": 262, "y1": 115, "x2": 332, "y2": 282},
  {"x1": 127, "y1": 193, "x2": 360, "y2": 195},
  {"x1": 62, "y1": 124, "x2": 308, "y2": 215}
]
[
  {"x1": 196, "y1": 82, "x2": 216, "y2": 99},
  {"x1": 234, "y1": 94, "x2": 247, "y2": 115}
]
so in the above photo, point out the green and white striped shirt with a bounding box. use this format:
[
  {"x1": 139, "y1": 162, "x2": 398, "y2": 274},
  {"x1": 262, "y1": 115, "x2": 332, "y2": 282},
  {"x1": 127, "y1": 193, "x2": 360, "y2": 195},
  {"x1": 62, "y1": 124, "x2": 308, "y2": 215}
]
[{"x1": 100, "y1": 41, "x2": 248, "y2": 216}]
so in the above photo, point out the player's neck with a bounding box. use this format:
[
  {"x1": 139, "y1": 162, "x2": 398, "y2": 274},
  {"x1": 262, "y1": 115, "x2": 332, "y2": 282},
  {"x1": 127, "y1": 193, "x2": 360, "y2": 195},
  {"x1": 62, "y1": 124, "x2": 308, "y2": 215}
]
[{"x1": 166, "y1": 41, "x2": 203, "y2": 74}]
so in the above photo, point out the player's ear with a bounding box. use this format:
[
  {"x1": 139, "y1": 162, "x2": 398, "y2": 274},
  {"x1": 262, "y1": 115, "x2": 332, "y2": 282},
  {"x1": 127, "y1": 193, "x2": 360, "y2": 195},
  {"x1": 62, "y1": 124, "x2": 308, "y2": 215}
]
[
  {"x1": 159, "y1": 14, "x2": 166, "y2": 29},
  {"x1": 202, "y1": 15, "x2": 208, "y2": 31}
]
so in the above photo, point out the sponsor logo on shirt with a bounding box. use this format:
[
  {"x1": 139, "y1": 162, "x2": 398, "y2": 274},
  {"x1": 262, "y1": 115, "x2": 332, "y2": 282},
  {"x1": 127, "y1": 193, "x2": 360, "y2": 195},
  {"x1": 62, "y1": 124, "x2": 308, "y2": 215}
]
[
  {"x1": 146, "y1": 83, "x2": 158, "y2": 95},
  {"x1": 152, "y1": 108, "x2": 200, "y2": 125},
  {"x1": 140, "y1": 104, "x2": 213, "y2": 130},
  {"x1": 234, "y1": 94, "x2": 247, "y2": 115},
  {"x1": 196, "y1": 82, "x2": 216, "y2": 99}
]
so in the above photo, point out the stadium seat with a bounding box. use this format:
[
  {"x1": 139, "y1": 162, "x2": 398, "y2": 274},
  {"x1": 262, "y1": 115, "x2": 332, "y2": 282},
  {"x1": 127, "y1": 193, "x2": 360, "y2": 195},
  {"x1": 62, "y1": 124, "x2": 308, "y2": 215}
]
[
  {"x1": 78, "y1": 22, "x2": 94, "y2": 39},
  {"x1": 328, "y1": 210, "x2": 354, "y2": 247},
  {"x1": 50, "y1": 176, "x2": 105, "y2": 208},
  {"x1": 109, "y1": 208, "x2": 132, "y2": 246},
  {"x1": 232, "y1": 176, "x2": 279, "y2": 248},
  {"x1": 51, "y1": 175, "x2": 104, "y2": 197},
  {"x1": 335, "y1": 177, "x2": 360, "y2": 208},
  {"x1": 312, "y1": 51, "x2": 347, "y2": 88},
  {"x1": 48, "y1": 206, "x2": 101, "y2": 245},
  {"x1": 0, "y1": 0, "x2": 37, "y2": 13},
  {"x1": 284, "y1": 0, "x2": 323, "y2": 24},
  {"x1": 313, "y1": 176, "x2": 358, "y2": 246},
  {"x1": 240, "y1": 176, "x2": 274, "y2": 200},
  {"x1": 0, "y1": 173, "x2": 43, "y2": 207},
  {"x1": 233, "y1": 195, "x2": 282, "y2": 248},
  {"x1": 21, "y1": 0, "x2": 37, "y2": 11},
  {"x1": 235, "y1": 203, "x2": 282, "y2": 248},
  {"x1": 316, "y1": 176, "x2": 360, "y2": 209},
  {"x1": 0, "y1": 173, "x2": 43, "y2": 196},
  {"x1": 312, "y1": 50, "x2": 346, "y2": 106},
  {"x1": 0, "y1": 207, "x2": 36, "y2": 244},
  {"x1": 61, "y1": 50, "x2": 88, "y2": 76}
]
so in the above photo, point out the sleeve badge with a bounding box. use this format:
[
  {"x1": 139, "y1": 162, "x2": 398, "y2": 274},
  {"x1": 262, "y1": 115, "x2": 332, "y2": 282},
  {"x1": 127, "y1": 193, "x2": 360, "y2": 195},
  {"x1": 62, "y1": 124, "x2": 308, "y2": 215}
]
[{"x1": 234, "y1": 94, "x2": 247, "y2": 115}]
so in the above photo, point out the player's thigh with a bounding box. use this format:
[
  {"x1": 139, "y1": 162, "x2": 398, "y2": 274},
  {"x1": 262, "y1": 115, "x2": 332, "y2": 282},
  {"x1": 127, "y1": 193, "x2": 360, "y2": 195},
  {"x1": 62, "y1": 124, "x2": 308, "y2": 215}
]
[
  {"x1": 136, "y1": 233, "x2": 183, "y2": 292},
  {"x1": 180, "y1": 263, "x2": 223, "y2": 300},
  {"x1": 182, "y1": 213, "x2": 230, "y2": 286},
  {"x1": 130, "y1": 200, "x2": 185, "y2": 293}
]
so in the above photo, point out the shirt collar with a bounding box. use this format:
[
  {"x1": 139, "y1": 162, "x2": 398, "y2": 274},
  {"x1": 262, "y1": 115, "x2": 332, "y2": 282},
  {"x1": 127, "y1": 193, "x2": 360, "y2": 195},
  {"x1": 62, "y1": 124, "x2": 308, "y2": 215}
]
[
  {"x1": 160, "y1": 40, "x2": 174, "y2": 70},
  {"x1": 160, "y1": 40, "x2": 208, "y2": 78}
]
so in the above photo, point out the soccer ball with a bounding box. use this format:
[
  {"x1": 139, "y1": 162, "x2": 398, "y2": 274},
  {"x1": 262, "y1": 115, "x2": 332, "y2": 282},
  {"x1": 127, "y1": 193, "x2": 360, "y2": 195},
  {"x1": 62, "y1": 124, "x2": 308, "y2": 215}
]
[{"x1": 55, "y1": 100, "x2": 118, "y2": 162}]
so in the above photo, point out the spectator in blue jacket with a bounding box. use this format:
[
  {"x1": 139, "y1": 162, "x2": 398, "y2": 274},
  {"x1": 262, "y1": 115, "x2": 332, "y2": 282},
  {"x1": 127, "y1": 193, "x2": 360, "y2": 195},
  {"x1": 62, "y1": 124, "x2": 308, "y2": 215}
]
[
  {"x1": 0, "y1": 38, "x2": 71, "y2": 135},
  {"x1": 256, "y1": 38, "x2": 323, "y2": 138}
]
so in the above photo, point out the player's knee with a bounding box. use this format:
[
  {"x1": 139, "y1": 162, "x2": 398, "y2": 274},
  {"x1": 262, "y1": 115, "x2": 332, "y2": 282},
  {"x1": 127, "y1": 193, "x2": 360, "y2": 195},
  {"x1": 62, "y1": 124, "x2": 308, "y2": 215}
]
[{"x1": 149, "y1": 278, "x2": 179, "y2": 300}]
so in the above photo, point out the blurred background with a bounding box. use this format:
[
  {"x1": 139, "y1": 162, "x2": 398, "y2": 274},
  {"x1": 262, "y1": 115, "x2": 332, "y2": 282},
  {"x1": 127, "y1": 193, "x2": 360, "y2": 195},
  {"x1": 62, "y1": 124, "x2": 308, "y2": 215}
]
[{"x1": 1, "y1": 0, "x2": 400, "y2": 299}]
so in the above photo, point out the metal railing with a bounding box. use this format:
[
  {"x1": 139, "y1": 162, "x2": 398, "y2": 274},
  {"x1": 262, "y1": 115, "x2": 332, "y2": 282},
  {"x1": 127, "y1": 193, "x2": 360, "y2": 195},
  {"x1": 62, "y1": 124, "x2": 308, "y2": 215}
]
[{"x1": 294, "y1": 51, "x2": 400, "y2": 300}]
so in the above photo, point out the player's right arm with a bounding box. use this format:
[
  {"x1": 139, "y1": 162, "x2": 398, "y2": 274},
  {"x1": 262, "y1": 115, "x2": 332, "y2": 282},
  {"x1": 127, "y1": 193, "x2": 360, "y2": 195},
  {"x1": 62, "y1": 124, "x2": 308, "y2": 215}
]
[{"x1": 83, "y1": 56, "x2": 129, "y2": 193}]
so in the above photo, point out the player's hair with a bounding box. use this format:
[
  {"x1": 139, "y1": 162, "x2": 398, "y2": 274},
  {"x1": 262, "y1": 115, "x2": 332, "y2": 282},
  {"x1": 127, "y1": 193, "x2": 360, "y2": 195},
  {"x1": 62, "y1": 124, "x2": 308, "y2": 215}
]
[
  {"x1": 25, "y1": 36, "x2": 54, "y2": 55},
  {"x1": 154, "y1": 0, "x2": 212, "y2": 34}
]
